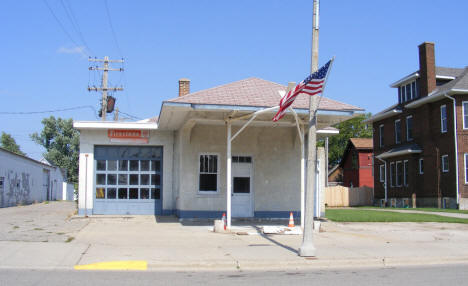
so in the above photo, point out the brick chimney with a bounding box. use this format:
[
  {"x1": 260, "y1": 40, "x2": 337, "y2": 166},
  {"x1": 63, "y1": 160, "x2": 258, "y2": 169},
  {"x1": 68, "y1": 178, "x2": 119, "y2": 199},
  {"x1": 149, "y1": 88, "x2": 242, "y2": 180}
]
[
  {"x1": 418, "y1": 42, "x2": 436, "y2": 97},
  {"x1": 178, "y1": 78, "x2": 190, "y2": 97}
]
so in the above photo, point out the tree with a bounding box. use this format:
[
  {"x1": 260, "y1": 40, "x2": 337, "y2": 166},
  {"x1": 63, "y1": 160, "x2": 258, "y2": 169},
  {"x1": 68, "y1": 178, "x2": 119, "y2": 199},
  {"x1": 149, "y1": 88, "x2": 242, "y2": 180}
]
[
  {"x1": 1, "y1": 132, "x2": 25, "y2": 156},
  {"x1": 321, "y1": 113, "x2": 372, "y2": 167},
  {"x1": 31, "y1": 116, "x2": 79, "y2": 183}
]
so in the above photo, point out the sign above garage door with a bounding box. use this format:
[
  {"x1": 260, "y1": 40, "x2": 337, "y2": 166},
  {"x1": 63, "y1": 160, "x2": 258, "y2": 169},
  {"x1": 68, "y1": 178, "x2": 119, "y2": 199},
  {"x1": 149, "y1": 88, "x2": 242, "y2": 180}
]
[{"x1": 108, "y1": 129, "x2": 149, "y2": 143}]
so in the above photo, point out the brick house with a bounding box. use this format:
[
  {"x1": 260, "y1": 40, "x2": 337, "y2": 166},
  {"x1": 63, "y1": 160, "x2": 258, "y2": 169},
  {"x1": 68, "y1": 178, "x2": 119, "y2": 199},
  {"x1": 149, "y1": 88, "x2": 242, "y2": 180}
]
[
  {"x1": 339, "y1": 138, "x2": 373, "y2": 188},
  {"x1": 365, "y1": 42, "x2": 468, "y2": 209}
]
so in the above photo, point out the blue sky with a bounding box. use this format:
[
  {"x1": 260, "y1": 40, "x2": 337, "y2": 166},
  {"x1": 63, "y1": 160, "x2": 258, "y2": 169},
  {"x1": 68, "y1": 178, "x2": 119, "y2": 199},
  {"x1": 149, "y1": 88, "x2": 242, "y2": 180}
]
[{"x1": 1, "y1": 0, "x2": 468, "y2": 159}]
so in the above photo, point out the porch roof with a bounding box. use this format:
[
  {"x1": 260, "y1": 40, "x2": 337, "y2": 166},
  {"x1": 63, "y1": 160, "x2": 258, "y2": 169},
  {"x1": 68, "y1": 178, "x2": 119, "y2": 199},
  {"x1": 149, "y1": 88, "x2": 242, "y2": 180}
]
[{"x1": 376, "y1": 144, "x2": 422, "y2": 160}]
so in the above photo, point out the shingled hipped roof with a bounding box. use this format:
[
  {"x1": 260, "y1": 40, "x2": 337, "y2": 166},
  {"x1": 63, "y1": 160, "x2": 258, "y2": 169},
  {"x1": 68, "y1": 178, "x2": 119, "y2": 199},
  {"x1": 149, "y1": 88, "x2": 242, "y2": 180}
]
[{"x1": 167, "y1": 77, "x2": 363, "y2": 112}]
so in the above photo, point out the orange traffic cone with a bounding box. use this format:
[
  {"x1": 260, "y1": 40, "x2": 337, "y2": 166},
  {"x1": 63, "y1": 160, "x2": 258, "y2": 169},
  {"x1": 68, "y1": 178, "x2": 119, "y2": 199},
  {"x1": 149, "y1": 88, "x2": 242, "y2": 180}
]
[
  {"x1": 222, "y1": 213, "x2": 227, "y2": 230},
  {"x1": 288, "y1": 212, "x2": 295, "y2": 227}
]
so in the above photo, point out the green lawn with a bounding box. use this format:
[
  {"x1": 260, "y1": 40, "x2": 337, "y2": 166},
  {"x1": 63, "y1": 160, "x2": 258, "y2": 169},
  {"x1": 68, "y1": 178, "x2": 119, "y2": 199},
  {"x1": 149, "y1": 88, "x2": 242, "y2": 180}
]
[
  {"x1": 325, "y1": 209, "x2": 468, "y2": 223},
  {"x1": 357, "y1": 206, "x2": 468, "y2": 214}
]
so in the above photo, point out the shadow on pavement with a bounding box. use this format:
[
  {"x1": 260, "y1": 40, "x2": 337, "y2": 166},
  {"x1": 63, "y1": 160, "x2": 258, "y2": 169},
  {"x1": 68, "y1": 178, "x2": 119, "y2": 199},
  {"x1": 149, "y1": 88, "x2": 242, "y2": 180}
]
[{"x1": 253, "y1": 226, "x2": 299, "y2": 255}]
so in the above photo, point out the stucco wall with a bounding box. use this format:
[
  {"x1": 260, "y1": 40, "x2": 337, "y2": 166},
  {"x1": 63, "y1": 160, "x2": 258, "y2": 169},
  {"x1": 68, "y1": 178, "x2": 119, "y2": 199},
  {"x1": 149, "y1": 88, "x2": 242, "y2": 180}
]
[
  {"x1": 176, "y1": 123, "x2": 305, "y2": 216},
  {"x1": 0, "y1": 150, "x2": 63, "y2": 207},
  {"x1": 77, "y1": 129, "x2": 174, "y2": 215}
]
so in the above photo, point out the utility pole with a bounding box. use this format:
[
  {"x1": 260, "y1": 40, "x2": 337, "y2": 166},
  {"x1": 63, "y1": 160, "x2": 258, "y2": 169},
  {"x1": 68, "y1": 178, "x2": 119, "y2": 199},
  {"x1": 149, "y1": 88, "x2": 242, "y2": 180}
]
[
  {"x1": 299, "y1": 0, "x2": 319, "y2": 257},
  {"x1": 88, "y1": 56, "x2": 124, "y2": 121},
  {"x1": 114, "y1": 107, "x2": 119, "y2": 121}
]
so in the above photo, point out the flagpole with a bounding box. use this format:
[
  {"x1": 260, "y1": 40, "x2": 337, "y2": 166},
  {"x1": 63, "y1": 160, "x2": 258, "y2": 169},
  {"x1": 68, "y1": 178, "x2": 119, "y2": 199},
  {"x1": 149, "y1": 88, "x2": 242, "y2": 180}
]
[{"x1": 299, "y1": 0, "x2": 320, "y2": 257}]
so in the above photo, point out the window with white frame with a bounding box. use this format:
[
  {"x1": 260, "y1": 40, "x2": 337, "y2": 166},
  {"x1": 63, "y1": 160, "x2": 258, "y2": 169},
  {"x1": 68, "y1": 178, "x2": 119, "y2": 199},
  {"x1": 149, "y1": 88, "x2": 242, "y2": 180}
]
[
  {"x1": 390, "y1": 162, "x2": 395, "y2": 187},
  {"x1": 463, "y1": 101, "x2": 468, "y2": 129},
  {"x1": 395, "y1": 119, "x2": 401, "y2": 144},
  {"x1": 440, "y1": 105, "x2": 447, "y2": 133},
  {"x1": 406, "y1": 116, "x2": 413, "y2": 141},
  {"x1": 441, "y1": 155, "x2": 449, "y2": 173},
  {"x1": 419, "y1": 158, "x2": 424, "y2": 174},
  {"x1": 379, "y1": 124, "x2": 384, "y2": 147},
  {"x1": 379, "y1": 165, "x2": 385, "y2": 182},
  {"x1": 396, "y1": 161, "x2": 402, "y2": 186},
  {"x1": 400, "y1": 81, "x2": 417, "y2": 103},
  {"x1": 403, "y1": 160, "x2": 409, "y2": 186},
  {"x1": 199, "y1": 154, "x2": 218, "y2": 192},
  {"x1": 465, "y1": 154, "x2": 468, "y2": 183}
]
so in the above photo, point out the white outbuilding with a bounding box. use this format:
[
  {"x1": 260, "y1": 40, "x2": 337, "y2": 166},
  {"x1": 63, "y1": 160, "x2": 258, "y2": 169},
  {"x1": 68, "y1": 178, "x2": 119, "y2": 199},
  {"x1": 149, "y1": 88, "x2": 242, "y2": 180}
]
[{"x1": 0, "y1": 147, "x2": 70, "y2": 207}]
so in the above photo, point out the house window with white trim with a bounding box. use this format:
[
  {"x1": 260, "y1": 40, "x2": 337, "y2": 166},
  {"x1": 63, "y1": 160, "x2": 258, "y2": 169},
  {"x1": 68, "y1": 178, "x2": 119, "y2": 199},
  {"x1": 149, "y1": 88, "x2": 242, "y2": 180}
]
[
  {"x1": 379, "y1": 124, "x2": 384, "y2": 147},
  {"x1": 406, "y1": 116, "x2": 413, "y2": 141},
  {"x1": 390, "y1": 162, "x2": 395, "y2": 187},
  {"x1": 440, "y1": 105, "x2": 447, "y2": 133},
  {"x1": 395, "y1": 119, "x2": 401, "y2": 144},
  {"x1": 419, "y1": 158, "x2": 424, "y2": 174},
  {"x1": 379, "y1": 165, "x2": 385, "y2": 182},
  {"x1": 199, "y1": 154, "x2": 218, "y2": 192},
  {"x1": 441, "y1": 155, "x2": 449, "y2": 173},
  {"x1": 465, "y1": 154, "x2": 468, "y2": 183},
  {"x1": 403, "y1": 160, "x2": 409, "y2": 186},
  {"x1": 396, "y1": 161, "x2": 402, "y2": 186},
  {"x1": 400, "y1": 81, "x2": 417, "y2": 103},
  {"x1": 463, "y1": 101, "x2": 468, "y2": 129}
]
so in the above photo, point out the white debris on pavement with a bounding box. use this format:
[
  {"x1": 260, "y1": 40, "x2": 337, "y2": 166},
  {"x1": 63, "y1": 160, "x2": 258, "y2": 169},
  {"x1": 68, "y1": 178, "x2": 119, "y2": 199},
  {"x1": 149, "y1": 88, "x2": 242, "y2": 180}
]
[{"x1": 262, "y1": 226, "x2": 302, "y2": 235}]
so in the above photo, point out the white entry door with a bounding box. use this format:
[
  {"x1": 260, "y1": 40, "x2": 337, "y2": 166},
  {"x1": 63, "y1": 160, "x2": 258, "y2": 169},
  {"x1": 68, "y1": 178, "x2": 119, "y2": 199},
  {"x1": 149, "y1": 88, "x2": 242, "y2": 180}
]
[{"x1": 231, "y1": 156, "x2": 253, "y2": 217}]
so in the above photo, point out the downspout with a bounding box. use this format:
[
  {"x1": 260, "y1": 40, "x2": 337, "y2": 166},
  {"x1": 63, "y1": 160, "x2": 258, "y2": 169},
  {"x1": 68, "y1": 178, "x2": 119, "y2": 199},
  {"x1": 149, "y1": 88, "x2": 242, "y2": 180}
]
[
  {"x1": 376, "y1": 156, "x2": 387, "y2": 204},
  {"x1": 444, "y1": 93, "x2": 460, "y2": 205}
]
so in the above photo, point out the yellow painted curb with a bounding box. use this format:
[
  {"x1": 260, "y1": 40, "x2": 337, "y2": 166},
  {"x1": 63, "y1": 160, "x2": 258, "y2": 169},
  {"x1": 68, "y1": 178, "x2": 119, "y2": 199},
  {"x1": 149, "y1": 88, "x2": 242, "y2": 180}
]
[{"x1": 74, "y1": 260, "x2": 147, "y2": 271}]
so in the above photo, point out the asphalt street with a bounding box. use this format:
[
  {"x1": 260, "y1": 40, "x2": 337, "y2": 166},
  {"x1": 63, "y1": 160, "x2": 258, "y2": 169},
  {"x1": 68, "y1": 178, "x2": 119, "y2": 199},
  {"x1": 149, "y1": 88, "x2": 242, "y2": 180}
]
[{"x1": 1, "y1": 264, "x2": 467, "y2": 286}]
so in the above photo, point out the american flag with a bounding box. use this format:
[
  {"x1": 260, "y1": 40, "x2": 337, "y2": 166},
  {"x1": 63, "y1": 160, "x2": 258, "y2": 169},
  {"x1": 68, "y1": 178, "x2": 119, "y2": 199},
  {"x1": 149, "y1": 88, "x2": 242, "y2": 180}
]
[{"x1": 272, "y1": 59, "x2": 333, "y2": 122}]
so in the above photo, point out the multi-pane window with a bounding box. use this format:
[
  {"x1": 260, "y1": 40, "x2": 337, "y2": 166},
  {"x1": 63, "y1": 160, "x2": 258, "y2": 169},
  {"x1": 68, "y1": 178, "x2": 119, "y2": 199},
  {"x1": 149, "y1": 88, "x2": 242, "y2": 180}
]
[
  {"x1": 379, "y1": 124, "x2": 384, "y2": 147},
  {"x1": 440, "y1": 105, "x2": 447, "y2": 133},
  {"x1": 400, "y1": 81, "x2": 418, "y2": 103},
  {"x1": 403, "y1": 160, "x2": 409, "y2": 186},
  {"x1": 390, "y1": 162, "x2": 395, "y2": 187},
  {"x1": 395, "y1": 120, "x2": 401, "y2": 144},
  {"x1": 419, "y1": 158, "x2": 424, "y2": 174},
  {"x1": 441, "y1": 155, "x2": 449, "y2": 173},
  {"x1": 463, "y1": 101, "x2": 468, "y2": 129},
  {"x1": 199, "y1": 154, "x2": 218, "y2": 192},
  {"x1": 396, "y1": 161, "x2": 402, "y2": 186},
  {"x1": 95, "y1": 159, "x2": 161, "y2": 200},
  {"x1": 379, "y1": 165, "x2": 385, "y2": 182},
  {"x1": 406, "y1": 116, "x2": 413, "y2": 141}
]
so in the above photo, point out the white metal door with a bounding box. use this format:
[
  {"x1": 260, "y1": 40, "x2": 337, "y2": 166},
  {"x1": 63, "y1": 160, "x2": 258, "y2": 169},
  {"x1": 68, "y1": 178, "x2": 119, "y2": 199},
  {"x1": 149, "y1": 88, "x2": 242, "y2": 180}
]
[{"x1": 231, "y1": 156, "x2": 253, "y2": 217}]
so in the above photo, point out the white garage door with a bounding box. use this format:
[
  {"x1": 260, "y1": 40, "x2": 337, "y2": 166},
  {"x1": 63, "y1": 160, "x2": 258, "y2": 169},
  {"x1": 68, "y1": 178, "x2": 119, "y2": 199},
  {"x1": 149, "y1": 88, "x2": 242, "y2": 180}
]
[{"x1": 93, "y1": 146, "x2": 162, "y2": 215}]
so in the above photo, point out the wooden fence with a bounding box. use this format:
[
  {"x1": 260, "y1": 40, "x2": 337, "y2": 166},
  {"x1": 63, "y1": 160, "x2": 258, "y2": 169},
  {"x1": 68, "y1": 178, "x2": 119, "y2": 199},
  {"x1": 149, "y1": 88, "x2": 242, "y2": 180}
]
[{"x1": 325, "y1": 185, "x2": 374, "y2": 207}]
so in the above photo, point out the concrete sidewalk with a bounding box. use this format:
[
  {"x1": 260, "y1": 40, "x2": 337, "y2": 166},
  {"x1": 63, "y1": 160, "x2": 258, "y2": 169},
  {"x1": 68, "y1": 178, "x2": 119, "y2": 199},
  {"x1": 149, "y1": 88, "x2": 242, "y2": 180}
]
[{"x1": 1, "y1": 211, "x2": 468, "y2": 271}]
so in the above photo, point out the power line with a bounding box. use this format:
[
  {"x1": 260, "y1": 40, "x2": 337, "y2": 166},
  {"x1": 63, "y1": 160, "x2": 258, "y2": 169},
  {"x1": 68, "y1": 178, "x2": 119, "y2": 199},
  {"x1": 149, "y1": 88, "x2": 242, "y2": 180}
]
[
  {"x1": 118, "y1": 110, "x2": 141, "y2": 120},
  {"x1": 104, "y1": 0, "x2": 124, "y2": 58},
  {"x1": 0, "y1": 105, "x2": 99, "y2": 118},
  {"x1": 59, "y1": 0, "x2": 94, "y2": 55},
  {"x1": 42, "y1": 0, "x2": 90, "y2": 57}
]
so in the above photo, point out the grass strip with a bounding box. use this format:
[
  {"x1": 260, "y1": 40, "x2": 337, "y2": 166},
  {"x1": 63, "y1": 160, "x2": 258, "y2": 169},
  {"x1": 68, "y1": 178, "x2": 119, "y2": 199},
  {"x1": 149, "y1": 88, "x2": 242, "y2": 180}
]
[
  {"x1": 357, "y1": 206, "x2": 468, "y2": 214},
  {"x1": 325, "y1": 209, "x2": 468, "y2": 223}
]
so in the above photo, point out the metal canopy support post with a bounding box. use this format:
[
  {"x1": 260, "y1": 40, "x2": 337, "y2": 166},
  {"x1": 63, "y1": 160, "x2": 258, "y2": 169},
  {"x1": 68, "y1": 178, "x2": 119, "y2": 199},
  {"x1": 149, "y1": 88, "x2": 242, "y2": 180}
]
[
  {"x1": 300, "y1": 126, "x2": 305, "y2": 229},
  {"x1": 226, "y1": 121, "x2": 232, "y2": 229},
  {"x1": 325, "y1": 137, "x2": 329, "y2": 187}
]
